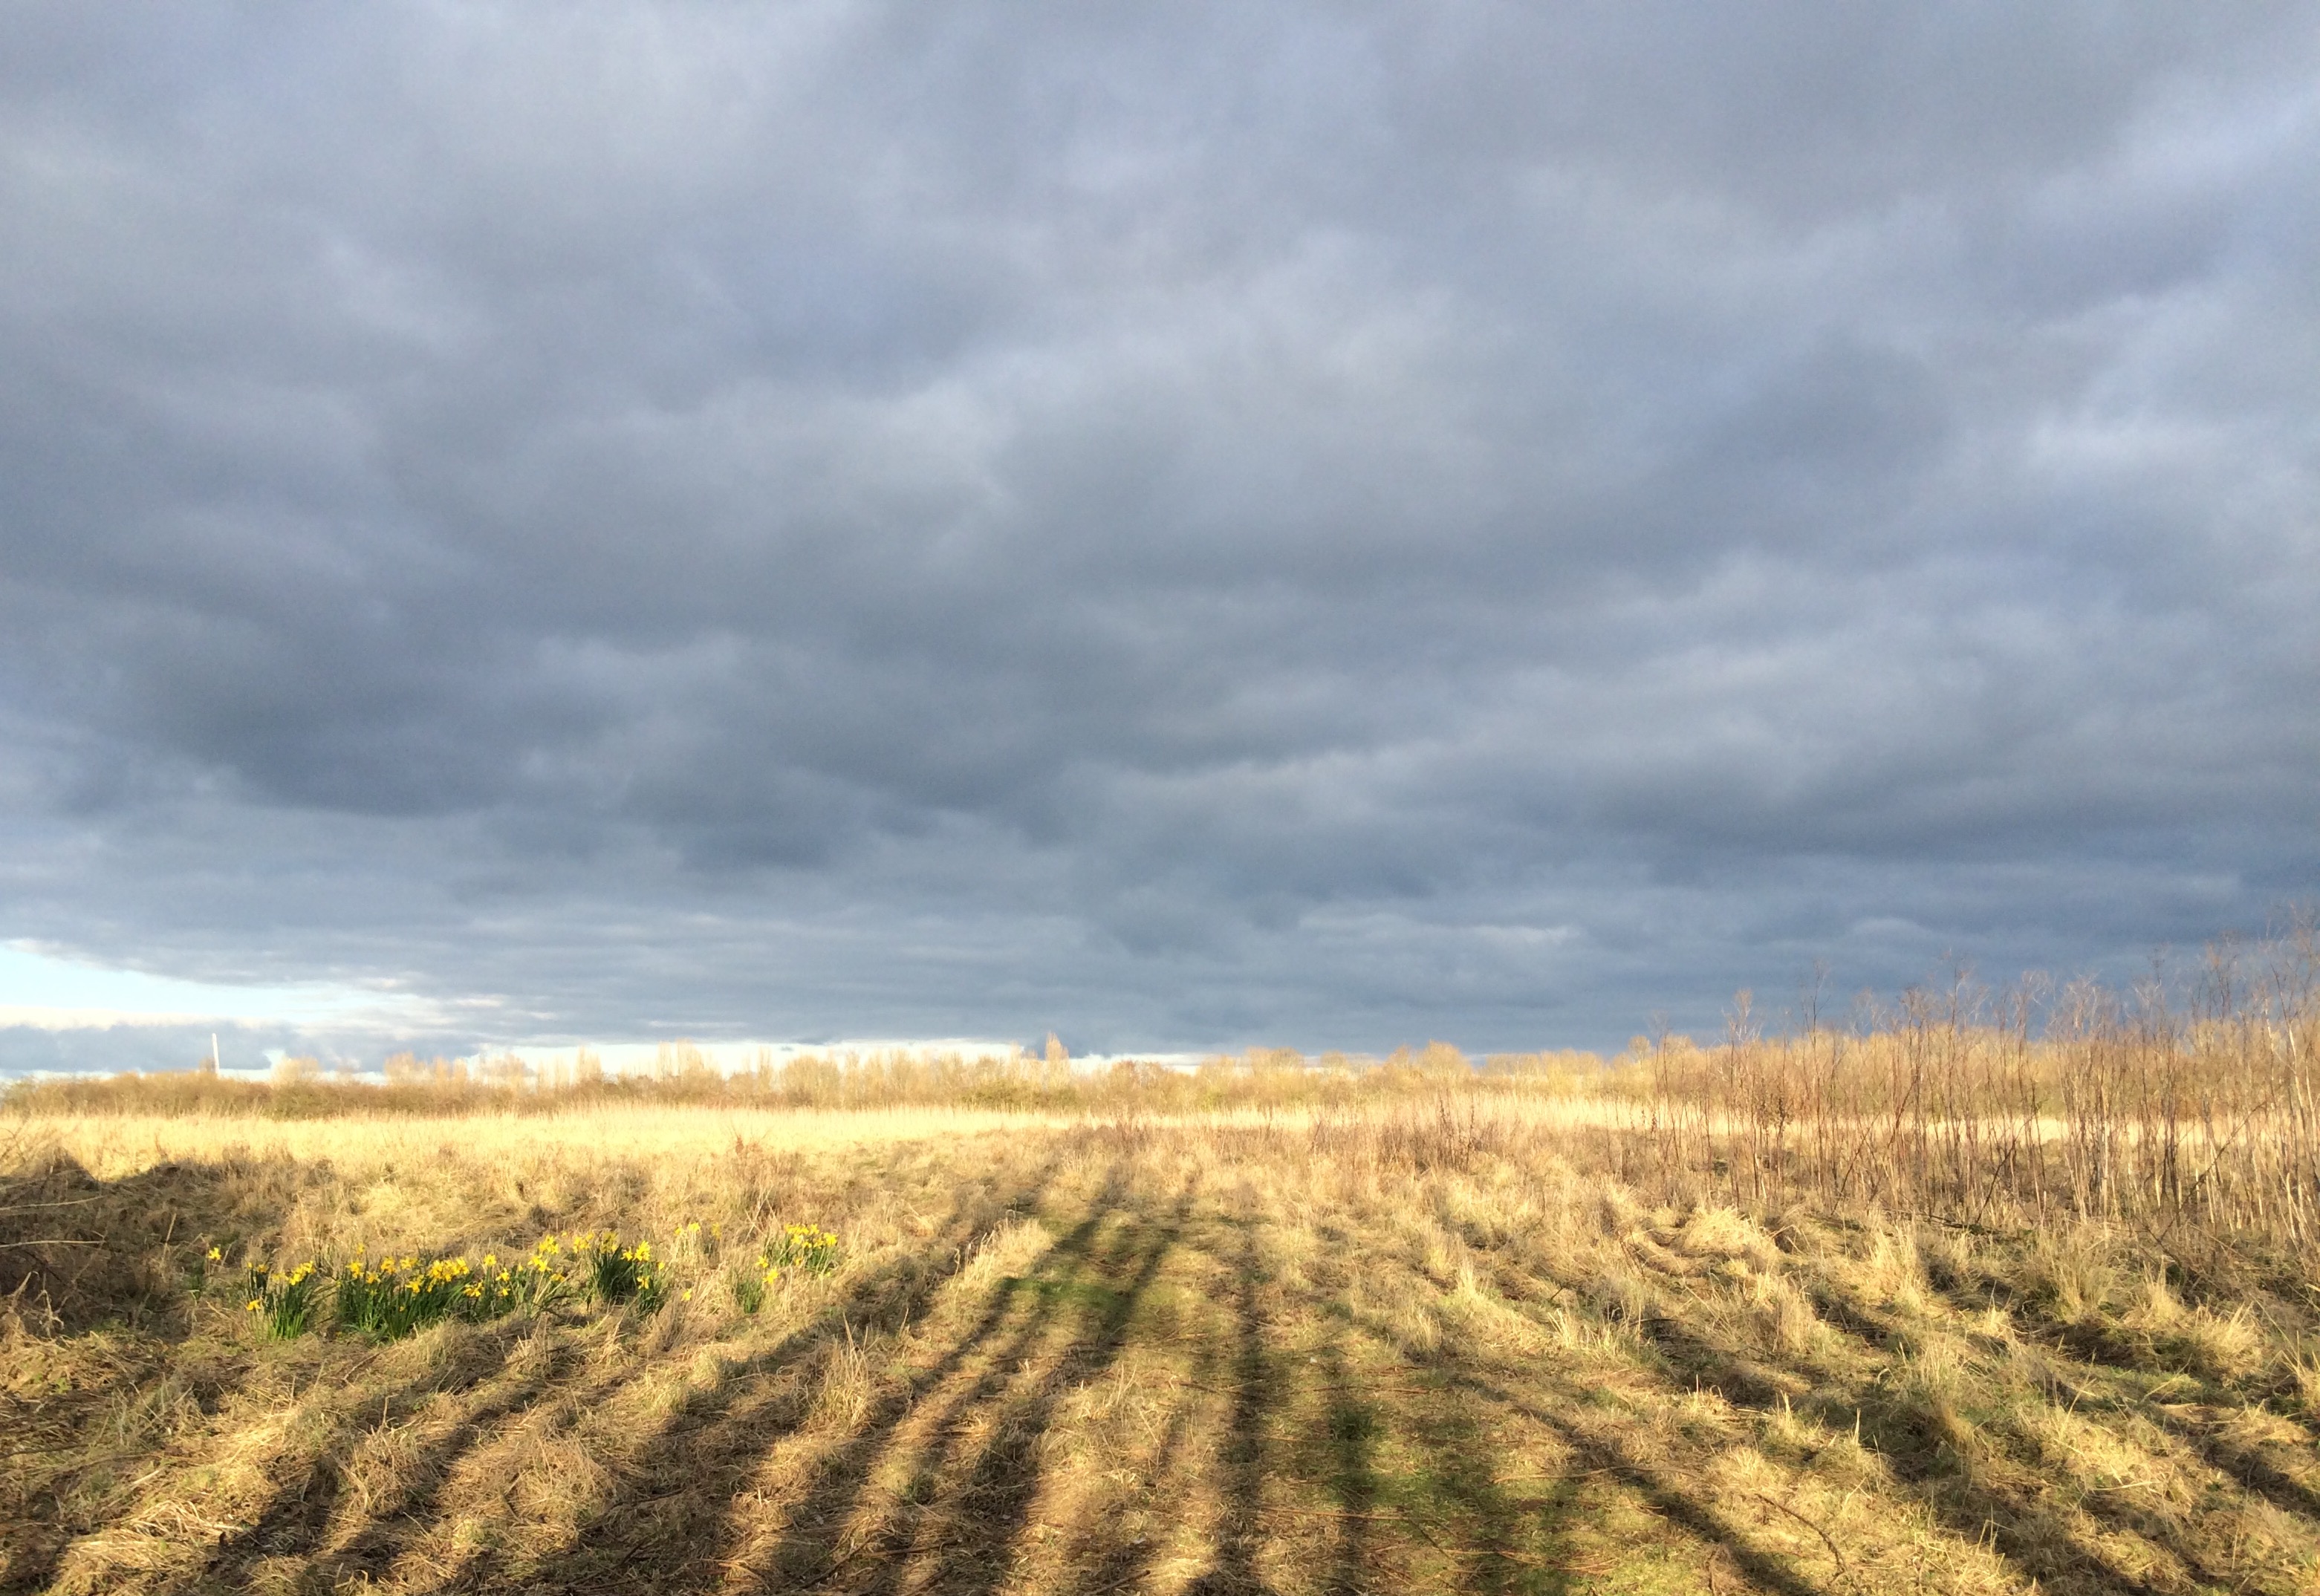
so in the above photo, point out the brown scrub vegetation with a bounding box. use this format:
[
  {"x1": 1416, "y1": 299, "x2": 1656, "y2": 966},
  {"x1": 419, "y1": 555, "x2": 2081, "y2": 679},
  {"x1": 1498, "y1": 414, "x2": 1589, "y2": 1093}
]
[{"x1": 6, "y1": 936, "x2": 2320, "y2": 1593}]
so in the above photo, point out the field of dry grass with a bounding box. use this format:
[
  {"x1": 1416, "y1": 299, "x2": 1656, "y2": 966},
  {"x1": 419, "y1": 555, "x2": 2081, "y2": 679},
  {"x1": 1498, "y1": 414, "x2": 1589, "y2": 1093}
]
[
  {"x1": 8, "y1": 1075, "x2": 2320, "y2": 1596},
  {"x1": 13, "y1": 1105, "x2": 1085, "y2": 1182}
]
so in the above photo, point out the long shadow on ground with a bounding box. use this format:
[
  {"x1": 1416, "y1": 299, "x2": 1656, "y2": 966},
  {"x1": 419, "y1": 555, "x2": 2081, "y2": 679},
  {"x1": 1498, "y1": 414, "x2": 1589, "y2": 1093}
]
[
  {"x1": 450, "y1": 1167, "x2": 1185, "y2": 1594},
  {"x1": 13, "y1": 1159, "x2": 1059, "y2": 1596}
]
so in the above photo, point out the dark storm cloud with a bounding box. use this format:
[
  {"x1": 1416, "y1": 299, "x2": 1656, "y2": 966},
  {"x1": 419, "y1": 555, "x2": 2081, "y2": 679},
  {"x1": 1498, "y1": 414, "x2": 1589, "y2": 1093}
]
[{"x1": 2, "y1": 1, "x2": 2316, "y2": 1054}]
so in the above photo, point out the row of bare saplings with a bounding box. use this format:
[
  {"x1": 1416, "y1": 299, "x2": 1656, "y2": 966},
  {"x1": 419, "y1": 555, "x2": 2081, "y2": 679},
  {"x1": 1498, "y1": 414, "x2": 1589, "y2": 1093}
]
[{"x1": 1617, "y1": 963, "x2": 2320, "y2": 1249}]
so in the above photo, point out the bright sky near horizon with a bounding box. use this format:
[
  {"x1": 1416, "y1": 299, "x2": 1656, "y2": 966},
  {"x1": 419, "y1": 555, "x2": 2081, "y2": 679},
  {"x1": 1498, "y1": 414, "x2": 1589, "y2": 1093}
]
[
  {"x1": 2, "y1": 4, "x2": 2316, "y2": 1069},
  {"x1": 0, "y1": 942, "x2": 432, "y2": 1031},
  {"x1": 0, "y1": 942, "x2": 1045, "y2": 1075}
]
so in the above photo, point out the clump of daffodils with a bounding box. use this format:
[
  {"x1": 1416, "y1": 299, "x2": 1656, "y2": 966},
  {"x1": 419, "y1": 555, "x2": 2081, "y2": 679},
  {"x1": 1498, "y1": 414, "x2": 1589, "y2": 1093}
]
[
  {"x1": 569, "y1": 1228, "x2": 672, "y2": 1311},
  {"x1": 242, "y1": 1258, "x2": 324, "y2": 1339},
  {"x1": 671, "y1": 1218, "x2": 716, "y2": 1264},
  {"x1": 730, "y1": 1222, "x2": 842, "y2": 1315},
  {"x1": 221, "y1": 1220, "x2": 824, "y2": 1341},
  {"x1": 730, "y1": 1258, "x2": 772, "y2": 1315},
  {"x1": 770, "y1": 1222, "x2": 842, "y2": 1277},
  {"x1": 336, "y1": 1251, "x2": 542, "y2": 1340}
]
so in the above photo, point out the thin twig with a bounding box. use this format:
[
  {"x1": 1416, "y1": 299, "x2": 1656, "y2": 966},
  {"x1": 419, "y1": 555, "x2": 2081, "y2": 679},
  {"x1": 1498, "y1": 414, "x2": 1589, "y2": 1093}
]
[{"x1": 1747, "y1": 1491, "x2": 1847, "y2": 1571}]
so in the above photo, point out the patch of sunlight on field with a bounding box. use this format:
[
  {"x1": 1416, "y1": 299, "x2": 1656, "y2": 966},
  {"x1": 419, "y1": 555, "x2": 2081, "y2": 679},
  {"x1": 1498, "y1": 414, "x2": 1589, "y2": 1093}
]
[
  {"x1": 22, "y1": 1095, "x2": 1659, "y2": 1182},
  {"x1": 31, "y1": 1105, "x2": 1087, "y2": 1179}
]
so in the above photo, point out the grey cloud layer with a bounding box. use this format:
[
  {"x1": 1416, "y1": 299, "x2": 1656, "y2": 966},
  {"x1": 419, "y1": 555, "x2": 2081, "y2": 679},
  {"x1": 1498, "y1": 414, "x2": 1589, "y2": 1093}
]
[{"x1": 2, "y1": 2, "x2": 2316, "y2": 1052}]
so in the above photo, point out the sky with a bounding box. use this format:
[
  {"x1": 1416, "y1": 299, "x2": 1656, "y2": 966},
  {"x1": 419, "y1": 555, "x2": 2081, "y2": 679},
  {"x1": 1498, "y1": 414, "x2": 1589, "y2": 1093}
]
[{"x1": 1, "y1": 2, "x2": 2316, "y2": 1068}]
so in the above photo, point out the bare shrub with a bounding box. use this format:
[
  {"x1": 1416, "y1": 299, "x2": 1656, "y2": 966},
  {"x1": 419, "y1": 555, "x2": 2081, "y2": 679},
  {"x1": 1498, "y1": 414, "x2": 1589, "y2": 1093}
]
[{"x1": 1625, "y1": 923, "x2": 2320, "y2": 1258}]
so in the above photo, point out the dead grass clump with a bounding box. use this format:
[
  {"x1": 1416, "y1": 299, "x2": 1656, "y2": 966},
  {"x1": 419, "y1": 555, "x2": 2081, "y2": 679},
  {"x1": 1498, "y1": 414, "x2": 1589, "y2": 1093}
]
[
  {"x1": 2124, "y1": 1269, "x2": 2188, "y2": 1333},
  {"x1": 1917, "y1": 1222, "x2": 1978, "y2": 1292},
  {"x1": 1750, "y1": 1271, "x2": 1826, "y2": 1357},
  {"x1": 1891, "y1": 1332, "x2": 1979, "y2": 1456},
  {"x1": 1669, "y1": 1204, "x2": 1786, "y2": 1276},
  {"x1": 1859, "y1": 1222, "x2": 1933, "y2": 1316},
  {"x1": 810, "y1": 1330, "x2": 880, "y2": 1430},
  {"x1": 2019, "y1": 1398, "x2": 2151, "y2": 1493},
  {"x1": 2285, "y1": 1352, "x2": 2320, "y2": 1417},
  {"x1": 1586, "y1": 1262, "x2": 1658, "y2": 1339},
  {"x1": 2027, "y1": 1224, "x2": 2116, "y2": 1323},
  {"x1": 2174, "y1": 1304, "x2": 2267, "y2": 1382}
]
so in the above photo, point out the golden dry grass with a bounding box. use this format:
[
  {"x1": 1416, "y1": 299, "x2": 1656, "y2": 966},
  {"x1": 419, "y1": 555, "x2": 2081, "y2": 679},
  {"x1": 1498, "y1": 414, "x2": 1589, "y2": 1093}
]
[
  {"x1": 20, "y1": 1105, "x2": 1084, "y2": 1182},
  {"x1": 8, "y1": 1095, "x2": 2320, "y2": 1596}
]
